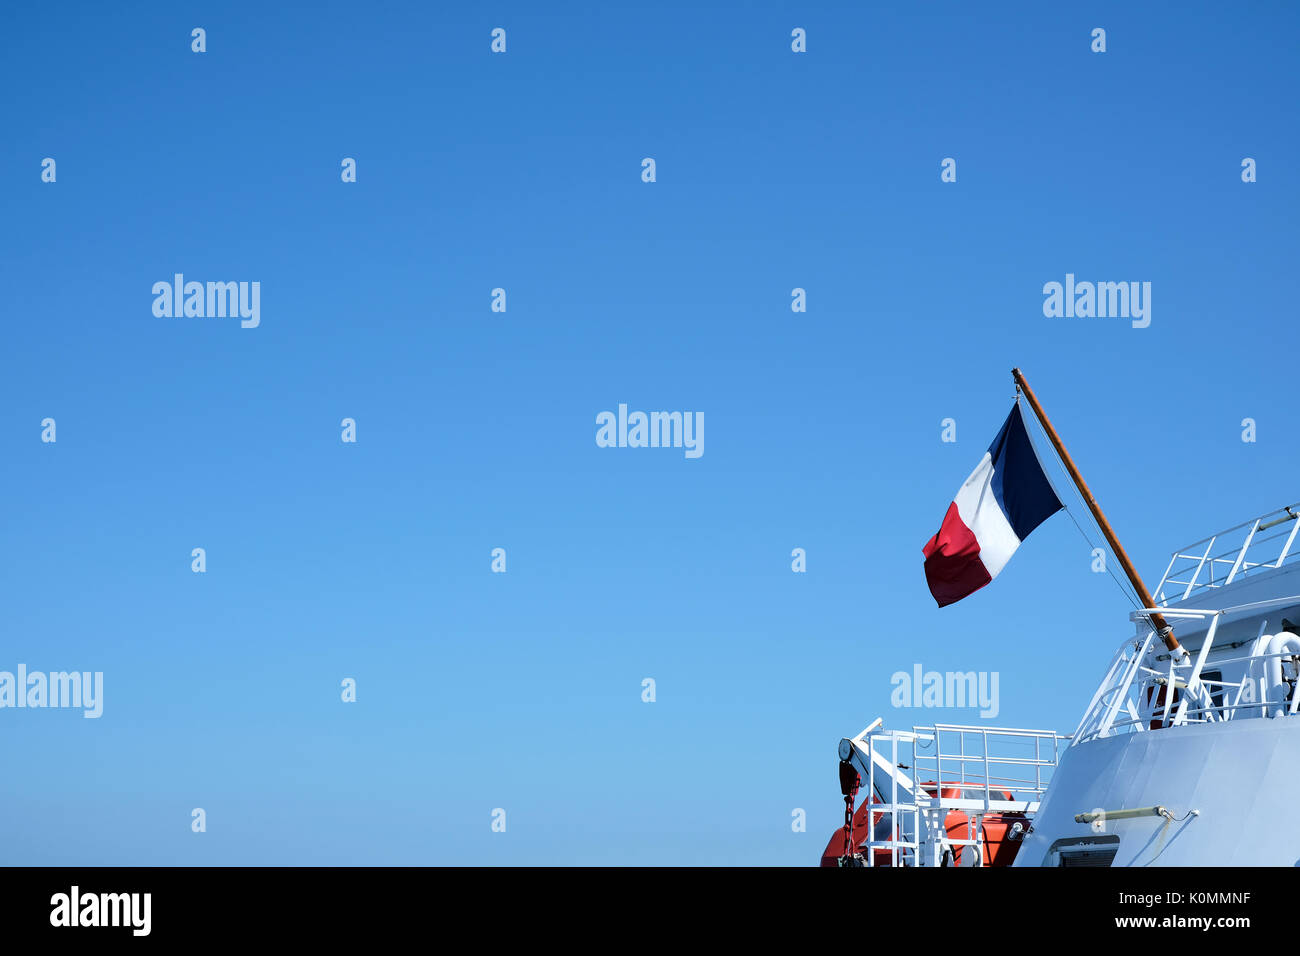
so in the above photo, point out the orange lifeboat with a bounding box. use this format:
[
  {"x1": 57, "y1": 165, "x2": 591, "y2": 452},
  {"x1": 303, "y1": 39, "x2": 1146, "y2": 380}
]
[{"x1": 821, "y1": 779, "x2": 1028, "y2": 867}]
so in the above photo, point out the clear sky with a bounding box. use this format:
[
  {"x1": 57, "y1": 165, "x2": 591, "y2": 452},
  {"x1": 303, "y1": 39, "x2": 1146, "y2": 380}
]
[{"x1": 2, "y1": 1, "x2": 1297, "y2": 865}]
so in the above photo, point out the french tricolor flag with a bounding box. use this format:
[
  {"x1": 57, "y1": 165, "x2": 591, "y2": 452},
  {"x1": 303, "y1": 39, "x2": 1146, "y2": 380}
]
[{"x1": 923, "y1": 403, "x2": 1063, "y2": 607}]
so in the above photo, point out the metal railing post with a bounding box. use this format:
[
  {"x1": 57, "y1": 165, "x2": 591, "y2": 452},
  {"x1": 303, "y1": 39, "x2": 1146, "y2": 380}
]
[{"x1": 1225, "y1": 521, "x2": 1261, "y2": 585}]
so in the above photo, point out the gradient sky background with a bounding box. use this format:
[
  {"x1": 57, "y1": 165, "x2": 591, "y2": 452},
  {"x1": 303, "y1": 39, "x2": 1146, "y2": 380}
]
[{"x1": 2, "y1": 1, "x2": 1297, "y2": 865}]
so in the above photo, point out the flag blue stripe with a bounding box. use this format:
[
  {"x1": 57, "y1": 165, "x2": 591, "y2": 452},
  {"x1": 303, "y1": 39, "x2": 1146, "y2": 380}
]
[{"x1": 988, "y1": 404, "x2": 1063, "y2": 541}]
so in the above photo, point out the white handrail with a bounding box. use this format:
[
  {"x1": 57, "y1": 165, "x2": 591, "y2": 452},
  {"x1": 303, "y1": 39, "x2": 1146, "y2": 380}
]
[
  {"x1": 1077, "y1": 604, "x2": 1300, "y2": 744},
  {"x1": 1157, "y1": 504, "x2": 1300, "y2": 602},
  {"x1": 846, "y1": 723, "x2": 1067, "y2": 866}
]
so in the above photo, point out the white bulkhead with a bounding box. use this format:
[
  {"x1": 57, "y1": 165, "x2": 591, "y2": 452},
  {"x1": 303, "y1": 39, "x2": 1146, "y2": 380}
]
[{"x1": 1018, "y1": 552, "x2": 1300, "y2": 866}]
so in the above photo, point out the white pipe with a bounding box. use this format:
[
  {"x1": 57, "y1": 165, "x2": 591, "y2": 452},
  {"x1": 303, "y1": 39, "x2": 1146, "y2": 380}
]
[
  {"x1": 1243, "y1": 621, "x2": 1271, "y2": 719},
  {"x1": 1265, "y1": 633, "x2": 1300, "y2": 717}
]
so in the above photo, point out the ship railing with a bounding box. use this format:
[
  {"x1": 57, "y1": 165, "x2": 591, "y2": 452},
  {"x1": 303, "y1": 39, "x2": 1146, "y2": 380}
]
[
  {"x1": 840, "y1": 722, "x2": 1068, "y2": 866},
  {"x1": 1154, "y1": 503, "x2": 1300, "y2": 605},
  {"x1": 1073, "y1": 594, "x2": 1300, "y2": 744}
]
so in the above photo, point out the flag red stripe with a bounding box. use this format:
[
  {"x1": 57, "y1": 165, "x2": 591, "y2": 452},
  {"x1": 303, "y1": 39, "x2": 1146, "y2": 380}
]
[{"x1": 922, "y1": 501, "x2": 993, "y2": 607}]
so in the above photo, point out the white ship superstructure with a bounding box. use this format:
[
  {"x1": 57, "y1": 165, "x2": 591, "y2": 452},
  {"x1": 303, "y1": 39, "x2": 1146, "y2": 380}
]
[{"x1": 827, "y1": 504, "x2": 1300, "y2": 867}]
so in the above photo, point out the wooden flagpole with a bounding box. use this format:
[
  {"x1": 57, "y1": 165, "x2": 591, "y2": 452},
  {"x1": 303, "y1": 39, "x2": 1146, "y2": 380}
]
[{"x1": 1011, "y1": 368, "x2": 1182, "y2": 655}]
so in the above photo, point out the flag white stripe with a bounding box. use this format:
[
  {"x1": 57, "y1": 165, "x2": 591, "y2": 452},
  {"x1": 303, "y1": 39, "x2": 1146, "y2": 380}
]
[{"x1": 952, "y1": 451, "x2": 1022, "y2": 578}]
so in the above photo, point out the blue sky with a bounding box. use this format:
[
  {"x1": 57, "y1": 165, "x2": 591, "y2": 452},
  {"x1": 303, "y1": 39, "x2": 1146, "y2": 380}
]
[{"x1": 1, "y1": 1, "x2": 1297, "y2": 865}]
